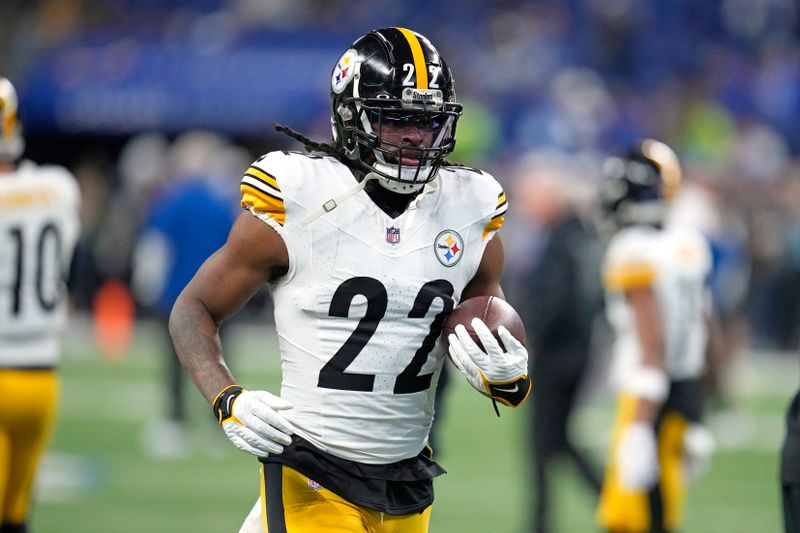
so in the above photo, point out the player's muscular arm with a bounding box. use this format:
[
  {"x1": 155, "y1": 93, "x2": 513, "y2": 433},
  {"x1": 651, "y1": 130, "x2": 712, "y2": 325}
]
[
  {"x1": 614, "y1": 285, "x2": 666, "y2": 490},
  {"x1": 169, "y1": 212, "x2": 289, "y2": 404},
  {"x1": 626, "y1": 286, "x2": 665, "y2": 423},
  {"x1": 461, "y1": 235, "x2": 506, "y2": 300}
]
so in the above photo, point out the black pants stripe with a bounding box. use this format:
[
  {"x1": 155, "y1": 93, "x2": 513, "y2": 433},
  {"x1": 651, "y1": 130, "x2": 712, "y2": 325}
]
[
  {"x1": 647, "y1": 483, "x2": 667, "y2": 533},
  {"x1": 264, "y1": 463, "x2": 287, "y2": 533},
  {"x1": 785, "y1": 483, "x2": 800, "y2": 533}
]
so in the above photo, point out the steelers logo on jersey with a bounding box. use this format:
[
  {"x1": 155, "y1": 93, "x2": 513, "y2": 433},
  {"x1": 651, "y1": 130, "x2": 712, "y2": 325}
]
[
  {"x1": 332, "y1": 49, "x2": 358, "y2": 94},
  {"x1": 434, "y1": 230, "x2": 464, "y2": 266}
]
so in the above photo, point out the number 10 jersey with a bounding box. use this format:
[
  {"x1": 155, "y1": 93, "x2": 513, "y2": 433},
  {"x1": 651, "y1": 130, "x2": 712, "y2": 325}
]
[
  {"x1": 0, "y1": 162, "x2": 81, "y2": 368},
  {"x1": 240, "y1": 152, "x2": 507, "y2": 464}
]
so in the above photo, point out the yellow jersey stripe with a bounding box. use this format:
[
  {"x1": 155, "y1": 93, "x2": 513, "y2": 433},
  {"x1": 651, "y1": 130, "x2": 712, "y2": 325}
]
[
  {"x1": 246, "y1": 166, "x2": 281, "y2": 192},
  {"x1": 497, "y1": 192, "x2": 507, "y2": 208},
  {"x1": 603, "y1": 262, "x2": 656, "y2": 290},
  {"x1": 241, "y1": 176, "x2": 283, "y2": 200},
  {"x1": 395, "y1": 27, "x2": 428, "y2": 89},
  {"x1": 490, "y1": 208, "x2": 507, "y2": 221},
  {"x1": 241, "y1": 182, "x2": 282, "y2": 203},
  {"x1": 241, "y1": 184, "x2": 286, "y2": 226},
  {"x1": 0, "y1": 188, "x2": 56, "y2": 208},
  {"x1": 482, "y1": 214, "x2": 505, "y2": 240}
]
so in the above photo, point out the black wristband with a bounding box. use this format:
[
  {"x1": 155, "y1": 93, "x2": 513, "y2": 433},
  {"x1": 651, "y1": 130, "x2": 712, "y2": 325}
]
[{"x1": 212, "y1": 385, "x2": 243, "y2": 424}]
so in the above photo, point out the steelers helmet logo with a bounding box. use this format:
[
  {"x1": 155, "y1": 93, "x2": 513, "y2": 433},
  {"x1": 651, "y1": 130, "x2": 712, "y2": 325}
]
[
  {"x1": 332, "y1": 49, "x2": 358, "y2": 94},
  {"x1": 434, "y1": 230, "x2": 464, "y2": 267}
]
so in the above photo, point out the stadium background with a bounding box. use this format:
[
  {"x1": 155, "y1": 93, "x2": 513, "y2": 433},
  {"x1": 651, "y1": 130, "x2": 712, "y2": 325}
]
[{"x1": 1, "y1": 0, "x2": 798, "y2": 531}]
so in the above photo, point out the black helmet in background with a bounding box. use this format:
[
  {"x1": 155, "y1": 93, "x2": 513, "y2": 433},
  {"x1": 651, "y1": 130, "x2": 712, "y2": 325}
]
[{"x1": 598, "y1": 138, "x2": 682, "y2": 231}]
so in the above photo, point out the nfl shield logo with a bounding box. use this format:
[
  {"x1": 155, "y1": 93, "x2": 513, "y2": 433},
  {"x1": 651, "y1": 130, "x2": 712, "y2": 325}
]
[{"x1": 386, "y1": 226, "x2": 401, "y2": 244}]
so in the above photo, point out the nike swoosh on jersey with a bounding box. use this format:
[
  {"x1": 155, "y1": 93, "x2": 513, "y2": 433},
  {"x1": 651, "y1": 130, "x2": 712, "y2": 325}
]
[{"x1": 493, "y1": 384, "x2": 519, "y2": 393}]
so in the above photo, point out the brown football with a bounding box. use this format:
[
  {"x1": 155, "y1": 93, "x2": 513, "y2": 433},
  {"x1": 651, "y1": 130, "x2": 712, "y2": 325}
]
[{"x1": 441, "y1": 295, "x2": 526, "y2": 350}]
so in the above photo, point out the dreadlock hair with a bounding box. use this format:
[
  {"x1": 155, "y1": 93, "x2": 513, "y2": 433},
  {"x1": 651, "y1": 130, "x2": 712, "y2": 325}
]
[
  {"x1": 272, "y1": 122, "x2": 353, "y2": 165},
  {"x1": 272, "y1": 122, "x2": 464, "y2": 170}
]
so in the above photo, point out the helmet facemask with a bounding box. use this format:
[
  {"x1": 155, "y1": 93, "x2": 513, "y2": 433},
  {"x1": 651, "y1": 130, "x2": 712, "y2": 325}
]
[{"x1": 343, "y1": 90, "x2": 460, "y2": 193}]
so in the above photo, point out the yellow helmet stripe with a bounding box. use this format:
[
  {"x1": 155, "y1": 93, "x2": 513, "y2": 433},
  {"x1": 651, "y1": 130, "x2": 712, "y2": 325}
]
[
  {"x1": 1, "y1": 108, "x2": 14, "y2": 142},
  {"x1": 640, "y1": 139, "x2": 682, "y2": 199},
  {"x1": 395, "y1": 27, "x2": 428, "y2": 89}
]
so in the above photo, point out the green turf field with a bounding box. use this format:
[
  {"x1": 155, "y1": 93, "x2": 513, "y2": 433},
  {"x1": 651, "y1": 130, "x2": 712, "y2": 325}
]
[{"x1": 30, "y1": 318, "x2": 791, "y2": 532}]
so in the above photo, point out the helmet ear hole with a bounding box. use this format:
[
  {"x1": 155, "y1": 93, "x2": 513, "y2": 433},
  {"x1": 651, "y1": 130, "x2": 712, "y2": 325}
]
[{"x1": 337, "y1": 104, "x2": 353, "y2": 122}]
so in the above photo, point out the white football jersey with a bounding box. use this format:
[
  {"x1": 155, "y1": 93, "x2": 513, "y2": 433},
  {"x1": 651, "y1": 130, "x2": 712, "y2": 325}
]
[
  {"x1": 240, "y1": 151, "x2": 507, "y2": 463},
  {"x1": 0, "y1": 161, "x2": 81, "y2": 367},
  {"x1": 603, "y1": 224, "x2": 711, "y2": 388}
]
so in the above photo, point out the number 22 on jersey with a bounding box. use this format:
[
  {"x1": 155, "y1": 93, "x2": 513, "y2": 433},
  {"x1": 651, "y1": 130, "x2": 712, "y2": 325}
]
[{"x1": 318, "y1": 277, "x2": 454, "y2": 394}]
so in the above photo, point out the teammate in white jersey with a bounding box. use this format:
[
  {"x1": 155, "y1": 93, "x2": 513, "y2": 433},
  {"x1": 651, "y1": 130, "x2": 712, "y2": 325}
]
[
  {"x1": 169, "y1": 28, "x2": 531, "y2": 533},
  {"x1": 595, "y1": 140, "x2": 715, "y2": 533},
  {"x1": 0, "y1": 78, "x2": 81, "y2": 533}
]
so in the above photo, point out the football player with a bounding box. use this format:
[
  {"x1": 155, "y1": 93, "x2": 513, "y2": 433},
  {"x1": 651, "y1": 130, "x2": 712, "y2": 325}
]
[
  {"x1": 595, "y1": 140, "x2": 715, "y2": 533},
  {"x1": 783, "y1": 385, "x2": 800, "y2": 533},
  {"x1": 169, "y1": 27, "x2": 531, "y2": 533},
  {"x1": 0, "y1": 78, "x2": 81, "y2": 533}
]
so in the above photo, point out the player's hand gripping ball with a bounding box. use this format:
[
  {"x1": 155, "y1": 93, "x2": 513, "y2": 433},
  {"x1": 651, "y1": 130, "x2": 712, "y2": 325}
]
[
  {"x1": 442, "y1": 296, "x2": 531, "y2": 407},
  {"x1": 442, "y1": 295, "x2": 526, "y2": 349}
]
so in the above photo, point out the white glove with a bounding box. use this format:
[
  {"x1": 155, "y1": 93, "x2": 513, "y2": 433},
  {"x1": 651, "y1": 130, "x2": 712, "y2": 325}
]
[
  {"x1": 616, "y1": 422, "x2": 659, "y2": 490},
  {"x1": 215, "y1": 387, "x2": 295, "y2": 457},
  {"x1": 448, "y1": 318, "x2": 531, "y2": 407},
  {"x1": 683, "y1": 423, "x2": 715, "y2": 483}
]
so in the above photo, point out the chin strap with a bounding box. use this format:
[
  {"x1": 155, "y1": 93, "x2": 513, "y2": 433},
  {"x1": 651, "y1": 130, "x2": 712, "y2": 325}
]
[
  {"x1": 300, "y1": 174, "x2": 375, "y2": 227},
  {"x1": 375, "y1": 174, "x2": 426, "y2": 194},
  {"x1": 372, "y1": 160, "x2": 434, "y2": 194},
  {"x1": 300, "y1": 173, "x2": 438, "y2": 226}
]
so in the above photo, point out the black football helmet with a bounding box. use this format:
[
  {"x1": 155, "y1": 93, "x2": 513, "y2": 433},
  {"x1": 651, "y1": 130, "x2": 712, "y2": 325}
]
[
  {"x1": 0, "y1": 78, "x2": 24, "y2": 161},
  {"x1": 330, "y1": 27, "x2": 462, "y2": 193},
  {"x1": 598, "y1": 138, "x2": 682, "y2": 230}
]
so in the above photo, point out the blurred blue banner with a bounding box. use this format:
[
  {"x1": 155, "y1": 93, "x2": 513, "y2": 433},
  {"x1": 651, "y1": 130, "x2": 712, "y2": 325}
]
[{"x1": 21, "y1": 34, "x2": 347, "y2": 136}]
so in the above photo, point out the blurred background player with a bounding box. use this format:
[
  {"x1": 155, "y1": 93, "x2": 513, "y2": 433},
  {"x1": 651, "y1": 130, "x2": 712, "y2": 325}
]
[
  {"x1": 782, "y1": 379, "x2": 800, "y2": 532},
  {"x1": 508, "y1": 151, "x2": 603, "y2": 533},
  {"x1": 131, "y1": 131, "x2": 238, "y2": 457},
  {"x1": 170, "y1": 27, "x2": 531, "y2": 533},
  {"x1": 0, "y1": 78, "x2": 80, "y2": 533},
  {"x1": 595, "y1": 139, "x2": 715, "y2": 533}
]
